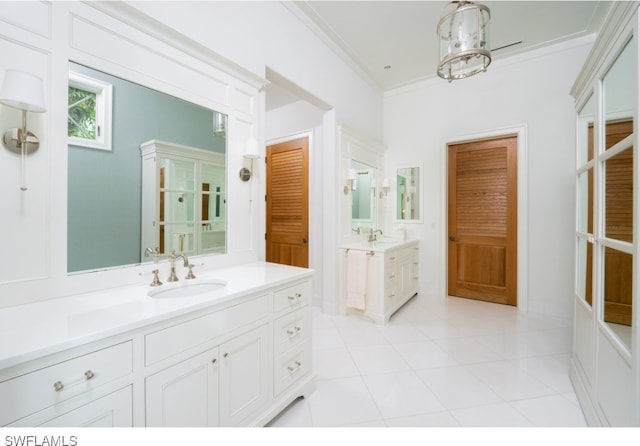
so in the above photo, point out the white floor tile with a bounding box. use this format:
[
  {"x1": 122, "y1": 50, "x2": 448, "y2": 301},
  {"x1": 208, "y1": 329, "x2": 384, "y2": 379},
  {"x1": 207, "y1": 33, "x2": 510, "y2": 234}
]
[
  {"x1": 511, "y1": 395, "x2": 588, "y2": 427},
  {"x1": 433, "y1": 337, "x2": 503, "y2": 364},
  {"x1": 347, "y1": 343, "x2": 410, "y2": 375},
  {"x1": 363, "y1": 370, "x2": 446, "y2": 418},
  {"x1": 312, "y1": 347, "x2": 360, "y2": 380},
  {"x1": 451, "y1": 403, "x2": 535, "y2": 427},
  {"x1": 271, "y1": 298, "x2": 589, "y2": 428},
  {"x1": 312, "y1": 327, "x2": 345, "y2": 350},
  {"x1": 416, "y1": 366, "x2": 502, "y2": 410},
  {"x1": 307, "y1": 377, "x2": 383, "y2": 427},
  {"x1": 384, "y1": 411, "x2": 461, "y2": 427},
  {"x1": 338, "y1": 325, "x2": 387, "y2": 346},
  {"x1": 393, "y1": 340, "x2": 459, "y2": 370},
  {"x1": 464, "y1": 361, "x2": 555, "y2": 401}
]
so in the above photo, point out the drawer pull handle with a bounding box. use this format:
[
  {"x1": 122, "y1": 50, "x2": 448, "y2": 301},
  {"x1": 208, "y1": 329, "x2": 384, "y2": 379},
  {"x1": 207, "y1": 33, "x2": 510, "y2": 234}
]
[
  {"x1": 287, "y1": 360, "x2": 303, "y2": 373},
  {"x1": 389, "y1": 273, "x2": 395, "y2": 279},
  {"x1": 287, "y1": 292, "x2": 302, "y2": 302},
  {"x1": 389, "y1": 256, "x2": 396, "y2": 261},
  {"x1": 53, "y1": 370, "x2": 95, "y2": 392},
  {"x1": 223, "y1": 352, "x2": 229, "y2": 358},
  {"x1": 84, "y1": 370, "x2": 95, "y2": 380},
  {"x1": 286, "y1": 326, "x2": 302, "y2": 338},
  {"x1": 388, "y1": 293, "x2": 395, "y2": 299},
  {"x1": 53, "y1": 381, "x2": 64, "y2": 392}
]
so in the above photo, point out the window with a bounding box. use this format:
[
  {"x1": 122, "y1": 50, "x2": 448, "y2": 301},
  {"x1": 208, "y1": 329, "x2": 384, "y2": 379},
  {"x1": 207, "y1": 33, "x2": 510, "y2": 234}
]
[{"x1": 68, "y1": 70, "x2": 113, "y2": 151}]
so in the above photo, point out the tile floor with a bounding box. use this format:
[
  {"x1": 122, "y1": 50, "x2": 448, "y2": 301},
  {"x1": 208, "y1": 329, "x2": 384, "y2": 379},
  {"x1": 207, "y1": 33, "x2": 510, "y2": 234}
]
[{"x1": 267, "y1": 294, "x2": 587, "y2": 427}]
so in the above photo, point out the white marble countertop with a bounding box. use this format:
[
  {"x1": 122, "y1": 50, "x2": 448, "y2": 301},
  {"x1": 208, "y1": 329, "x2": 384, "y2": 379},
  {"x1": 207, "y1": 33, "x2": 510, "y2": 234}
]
[
  {"x1": 339, "y1": 238, "x2": 418, "y2": 253},
  {"x1": 0, "y1": 262, "x2": 313, "y2": 370}
]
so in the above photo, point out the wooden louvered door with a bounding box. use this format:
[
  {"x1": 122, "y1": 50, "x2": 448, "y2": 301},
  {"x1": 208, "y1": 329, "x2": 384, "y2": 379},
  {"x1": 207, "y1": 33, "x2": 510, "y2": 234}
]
[
  {"x1": 447, "y1": 136, "x2": 518, "y2": 305},
  {"x1": 266, "y1": 137, "x2": 309, "y2": 268}
]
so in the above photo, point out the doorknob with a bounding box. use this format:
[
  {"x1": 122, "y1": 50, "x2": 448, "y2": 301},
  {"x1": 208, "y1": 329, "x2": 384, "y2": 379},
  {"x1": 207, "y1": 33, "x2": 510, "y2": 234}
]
[
  {"x1": 302, "y1": 238, "x2": 308, "y2": 244},
  {"x1": 449, "y1": 236, "x2": 459, "y2": 242}
]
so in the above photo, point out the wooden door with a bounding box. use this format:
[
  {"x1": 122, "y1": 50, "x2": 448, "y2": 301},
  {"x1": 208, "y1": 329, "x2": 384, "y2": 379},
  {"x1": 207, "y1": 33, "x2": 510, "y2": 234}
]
[
  {"x1": 266, "y1": 137, "x2": 309, "y2": 267},
  {"x1": 447, "y1": 136, "x2": 518, "y2": 305}
]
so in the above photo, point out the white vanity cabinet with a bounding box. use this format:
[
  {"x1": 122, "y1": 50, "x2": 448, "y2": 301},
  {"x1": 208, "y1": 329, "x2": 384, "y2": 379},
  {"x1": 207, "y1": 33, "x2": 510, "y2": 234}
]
[
  {"x1": 0, "y1": 264, "x2": 314, "y2": 428},
  {"x1": 145, "y1": 348, "x2": 220, "y2": 427},
  {"x1": 0, "y1": 341, "x2": 134, "y2": 427},
  {"x1": 343, "y1": 240, "x2": 419, "y2": 324}
]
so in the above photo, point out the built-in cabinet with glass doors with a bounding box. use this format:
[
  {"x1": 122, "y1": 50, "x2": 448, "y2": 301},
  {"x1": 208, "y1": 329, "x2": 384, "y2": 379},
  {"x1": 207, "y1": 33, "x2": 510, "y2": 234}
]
[{"x1": 571, "y1": 2, "x2": 639, "y2": 426}]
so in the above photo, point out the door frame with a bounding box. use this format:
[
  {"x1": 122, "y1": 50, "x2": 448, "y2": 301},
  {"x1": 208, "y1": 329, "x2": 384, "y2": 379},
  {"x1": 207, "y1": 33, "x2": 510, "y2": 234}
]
[
  {"x1": 265, "y1": 130, "x2": 314, "y2": 267},
  {"x1": 441, "y1": 125, "x2": 529, "y2": 311}
]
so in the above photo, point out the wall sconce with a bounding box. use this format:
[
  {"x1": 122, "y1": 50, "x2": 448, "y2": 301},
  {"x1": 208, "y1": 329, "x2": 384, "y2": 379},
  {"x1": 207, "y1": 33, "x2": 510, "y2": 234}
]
[
  {"x1": 239, "y1": 137, "x2": 260, "y2": 181},
  {"x1": 379, "y1": 178, "x2": 390, "y2": 198},
  {"x1": 0, "y1": 69, "x2": 46, "y2": 191},
  {"x1": 343, "y1": 168, "x2": 357, "y2": 194}
]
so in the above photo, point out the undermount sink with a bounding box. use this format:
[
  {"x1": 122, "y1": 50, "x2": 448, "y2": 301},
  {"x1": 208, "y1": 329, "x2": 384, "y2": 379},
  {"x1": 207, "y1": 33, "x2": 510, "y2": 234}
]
[{"x1": 148, "y1": 280, "x2": 227, "y2": 298}]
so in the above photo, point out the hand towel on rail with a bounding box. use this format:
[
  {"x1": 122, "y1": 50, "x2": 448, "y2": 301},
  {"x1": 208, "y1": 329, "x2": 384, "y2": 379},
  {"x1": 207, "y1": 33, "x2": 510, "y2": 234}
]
[{"x1": 346, "y1": 250, "x2": 367, "y2": 310}]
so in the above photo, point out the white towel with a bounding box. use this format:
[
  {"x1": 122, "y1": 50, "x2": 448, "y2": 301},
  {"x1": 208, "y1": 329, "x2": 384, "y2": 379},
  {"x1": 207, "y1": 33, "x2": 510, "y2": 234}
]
[{"x1": 346, "y1": 250, "x2": 367, "y2": 310}]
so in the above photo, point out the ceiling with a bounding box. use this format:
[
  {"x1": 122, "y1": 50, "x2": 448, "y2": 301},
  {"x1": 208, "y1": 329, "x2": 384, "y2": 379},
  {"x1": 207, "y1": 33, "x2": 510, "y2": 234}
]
[{"x1": 267, "y1": 1, "x2": 612, "y2": 109}]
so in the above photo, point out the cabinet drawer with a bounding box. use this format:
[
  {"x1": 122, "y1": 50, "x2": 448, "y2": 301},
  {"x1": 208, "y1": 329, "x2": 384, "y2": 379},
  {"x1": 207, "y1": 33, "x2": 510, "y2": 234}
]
[
  {"x1": 0, "y1": 341, "x2": 132, "y2": 426},
  {"x1": 274, "y1": 343, "x2": 311, "y2": 397},
  {"x1": 274, "y1": 309, "x2": 311, "y2": 356},
  {"x1": 145, "y1": 294, "x2": 270, "y2": 366},
  {"x1": 273, "y1": 280, "x2": 312, "y2": 314}
]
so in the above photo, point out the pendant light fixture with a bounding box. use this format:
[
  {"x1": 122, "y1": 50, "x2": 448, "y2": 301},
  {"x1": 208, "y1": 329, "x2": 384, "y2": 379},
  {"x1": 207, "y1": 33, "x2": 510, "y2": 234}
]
[{"x1": 437, "y1": 1, "x2": 491, "y2": 82}]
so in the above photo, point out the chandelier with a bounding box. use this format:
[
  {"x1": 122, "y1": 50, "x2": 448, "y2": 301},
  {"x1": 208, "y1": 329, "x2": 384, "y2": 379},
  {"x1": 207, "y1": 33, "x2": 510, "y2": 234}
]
[{"x1": 437, "y1": 1, "x2": 491, "y2": 82}]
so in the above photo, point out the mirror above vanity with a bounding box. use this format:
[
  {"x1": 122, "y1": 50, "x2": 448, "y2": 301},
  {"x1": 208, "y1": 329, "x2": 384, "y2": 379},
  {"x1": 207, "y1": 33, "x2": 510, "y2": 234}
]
[
  {"x1": 350, "y1": 159, "x2": 378, "y2": 234},
  {"x1": 67, "y1": 62, "x2": 227, "y2": 274}
]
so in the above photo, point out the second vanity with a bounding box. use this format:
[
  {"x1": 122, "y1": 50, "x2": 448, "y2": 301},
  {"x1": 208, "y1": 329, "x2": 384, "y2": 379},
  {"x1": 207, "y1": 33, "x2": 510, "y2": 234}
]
[
  {"x1": 0, "y1": 262, "x2": 314, "y2": 427},
  {"x1": 340, "y1": 239, "x2": 419, "y2": 324}
]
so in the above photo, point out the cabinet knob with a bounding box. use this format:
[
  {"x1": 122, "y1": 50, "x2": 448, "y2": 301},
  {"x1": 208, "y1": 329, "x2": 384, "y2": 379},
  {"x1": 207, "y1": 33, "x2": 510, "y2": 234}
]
[
  {"x1": 53, "y1": 381, "x2": 64, "y2": 392},
  {"x1": 223, "y1": 352, "x2": 229, "y2": 358},
  {"x1": 211, "y1": 358, "x2": 217, "y2": 364},
  {"x1": 84, "y1": 370, "x2": 95, "y2": 380}
]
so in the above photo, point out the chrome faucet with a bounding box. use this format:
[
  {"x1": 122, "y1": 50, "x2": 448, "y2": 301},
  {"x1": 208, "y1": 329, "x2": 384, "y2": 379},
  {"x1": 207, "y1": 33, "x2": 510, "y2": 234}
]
[
  {"x1": 368, "y1": 229, "x2": 383, "y2": 242},
  {"x1": 167, "y1": 250, "x2": 189, "y2": 282}
]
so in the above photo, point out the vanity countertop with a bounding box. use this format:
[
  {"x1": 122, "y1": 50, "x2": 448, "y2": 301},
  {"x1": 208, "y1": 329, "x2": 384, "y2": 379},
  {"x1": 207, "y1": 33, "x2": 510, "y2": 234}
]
[
  {"x1": 0, "y1": 262, "x2": 313, "y2": 370},
  {"x1": 340, "y1": 238, "x2": 418, "y2": 253}
]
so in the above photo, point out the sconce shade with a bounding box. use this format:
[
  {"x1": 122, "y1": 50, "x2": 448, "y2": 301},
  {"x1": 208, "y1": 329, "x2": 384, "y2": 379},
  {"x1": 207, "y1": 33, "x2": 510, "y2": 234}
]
[
  {"x1": 437, "y1": 1, "x2": 491, "y2": 82},
  {"x1": 0, "y1": 70, "x2": 46, "y2": 113},
  {"x1": 244, "y1": 137, "x2": 260, "y2": 159},
  {"x1": 347, "y1": 168, "x2": 358, "y2": 180}
]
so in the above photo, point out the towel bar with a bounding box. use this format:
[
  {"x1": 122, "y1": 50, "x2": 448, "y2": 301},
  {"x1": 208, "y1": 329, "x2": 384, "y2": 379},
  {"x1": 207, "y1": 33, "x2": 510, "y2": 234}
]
[{"x1": 344, "y1": 248, "x2": 375, "y2": 257}]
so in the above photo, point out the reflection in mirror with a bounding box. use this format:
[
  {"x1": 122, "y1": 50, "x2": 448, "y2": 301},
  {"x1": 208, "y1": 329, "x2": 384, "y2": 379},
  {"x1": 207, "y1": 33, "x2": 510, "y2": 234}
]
[
  {"x1": 600, "y1": 38, "x2": 634, "y2": 350},
  {"x1": 351, "y1": 160, "x2": 377, "y2": 233},
  {"x1": 67, "y1": 62, "x2": 227, "y2": 273},
  {"x1": 396, "y1": 167, "x2": 420, "y2": 220},
  {"x1": 604, "y1": 40, "x2": 633, "y2": 149}
]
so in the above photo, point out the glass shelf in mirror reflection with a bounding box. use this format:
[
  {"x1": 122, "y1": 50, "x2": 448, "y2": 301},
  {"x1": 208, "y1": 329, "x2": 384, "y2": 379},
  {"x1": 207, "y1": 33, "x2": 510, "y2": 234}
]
[{"x1": 67, "y1": 62, "x2": 227, "y2": 274}]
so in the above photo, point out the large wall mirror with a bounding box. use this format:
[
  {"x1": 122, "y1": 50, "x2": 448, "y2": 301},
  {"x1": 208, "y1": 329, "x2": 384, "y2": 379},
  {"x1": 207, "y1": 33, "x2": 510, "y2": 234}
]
[
  {"x1": 351, "y1": 159, "x2": 377, "y2": 233},
  {"x1": 396, "y1": 166, "x2": 421, "y2": 221},
  {"x1": 67, "y1": 62, "x2": 227, "y2": 273}
]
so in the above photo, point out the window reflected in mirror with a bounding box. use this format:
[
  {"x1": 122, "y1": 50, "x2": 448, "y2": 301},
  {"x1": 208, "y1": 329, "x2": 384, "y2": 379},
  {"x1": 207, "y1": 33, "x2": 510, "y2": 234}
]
[
  {"x1": 351, "y1": 160, "x2": 377, "y2": 233},
  {"x1": 576, "y1": 237, "x2": 593, "y2": 306},
  {"x1": 67, "y1": 62, "x2": 227, "y2": 273},
  {"x1": 396, "y1": 167, "x2": 420, "y2": 221}
]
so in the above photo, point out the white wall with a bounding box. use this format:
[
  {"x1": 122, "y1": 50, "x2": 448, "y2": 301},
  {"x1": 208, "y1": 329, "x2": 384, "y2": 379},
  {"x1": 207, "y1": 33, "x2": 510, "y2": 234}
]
[{"x1": 384, "y1": 37, "x2": 594, "y2": 319}]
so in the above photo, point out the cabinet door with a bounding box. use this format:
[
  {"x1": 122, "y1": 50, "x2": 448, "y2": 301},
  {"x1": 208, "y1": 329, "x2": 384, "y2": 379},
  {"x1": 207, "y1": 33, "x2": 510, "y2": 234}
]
[
  {"x1": 38, "y1": 386, "x2": 132, "y2": 427},
  {"x1": 146, "y1": 348, "x2": 219, "y2": 427},
  {"x1": 219, "y1": 324, "x2": 269, "y2": 426}
]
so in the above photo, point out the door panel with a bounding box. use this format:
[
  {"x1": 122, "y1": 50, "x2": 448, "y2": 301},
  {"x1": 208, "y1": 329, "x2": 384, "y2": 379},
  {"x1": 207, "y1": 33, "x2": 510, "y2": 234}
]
[
  {"x1": 448, "y1": 136, "x2": 517, "y2": 305},
  {"x1": 266, "y1": 137, "x2": 309, "y2": 268}
]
